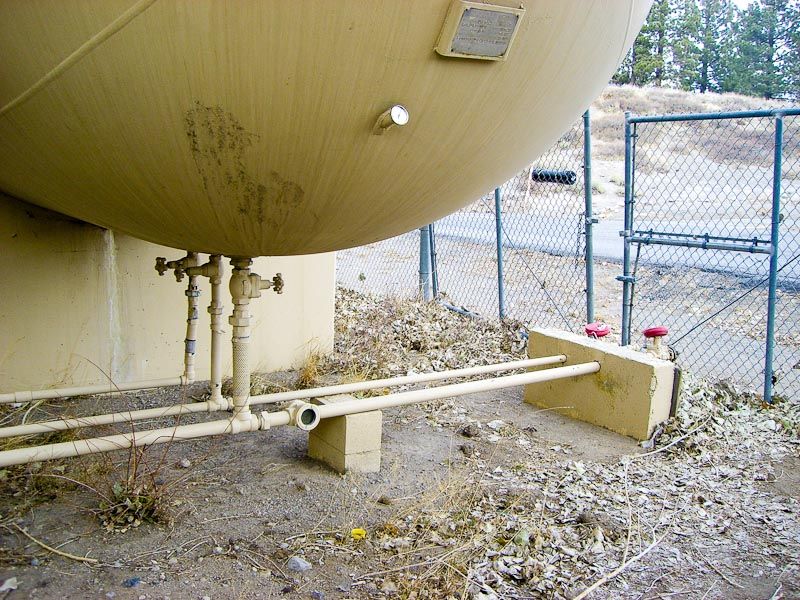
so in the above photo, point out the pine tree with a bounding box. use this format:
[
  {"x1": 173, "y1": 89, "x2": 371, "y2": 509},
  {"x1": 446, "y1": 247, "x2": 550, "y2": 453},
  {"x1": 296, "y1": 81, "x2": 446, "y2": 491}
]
[
  {"x1": 671, "y1": 0, "x2": 702, "y2": 91},
  {"x1": 613, "y1": 0, "x2": 671, "y2": 86},
  {"x1": 723, "y1": 0, "x2": 795, "y2": 98}
]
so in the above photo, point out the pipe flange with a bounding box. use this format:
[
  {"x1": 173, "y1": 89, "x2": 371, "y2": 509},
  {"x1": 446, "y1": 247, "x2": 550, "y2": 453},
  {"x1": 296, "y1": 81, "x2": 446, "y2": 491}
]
[{"x1": 288, "y1": 401, "x2": 320, "y2": 431}]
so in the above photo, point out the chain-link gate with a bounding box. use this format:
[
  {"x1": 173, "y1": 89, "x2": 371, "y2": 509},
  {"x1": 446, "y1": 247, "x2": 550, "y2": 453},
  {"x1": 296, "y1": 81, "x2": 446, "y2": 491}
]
[{"x1": 621, "y1": 109, "x2": 800, "y2": 403}]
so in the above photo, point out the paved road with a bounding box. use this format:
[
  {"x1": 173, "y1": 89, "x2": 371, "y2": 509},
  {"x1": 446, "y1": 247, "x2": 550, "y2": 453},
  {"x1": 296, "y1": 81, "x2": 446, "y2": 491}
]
[{"x1": 434, "y1": 213, "x2": 800, "y2": 284}]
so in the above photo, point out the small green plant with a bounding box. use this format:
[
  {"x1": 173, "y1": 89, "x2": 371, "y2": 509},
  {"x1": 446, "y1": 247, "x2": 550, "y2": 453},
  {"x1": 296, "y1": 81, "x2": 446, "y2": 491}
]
[{"x1": 96, "y1": 473, "x2": 167, "y2": 533}]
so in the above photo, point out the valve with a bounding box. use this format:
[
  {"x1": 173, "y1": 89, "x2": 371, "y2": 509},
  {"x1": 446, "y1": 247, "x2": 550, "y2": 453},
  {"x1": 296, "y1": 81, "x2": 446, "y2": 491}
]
[
  {"x1": 155, "y1": 257, "x2": 168, "y2": 276},
  {"x1": 172, "y1": 264, "x2": 186, "y2": 282},
  {"x1": 272, "y1": 273, "x2": 284, "y2": 294},
  {"x1": 643, "y1": 326, "x2": 671, "y2": 360},
  {"x1": 155, "y1": 253, "x2": 198, "y2": 282},
  {"x1": 585, "y1": 322, "x2": 610, "y2": 339}
]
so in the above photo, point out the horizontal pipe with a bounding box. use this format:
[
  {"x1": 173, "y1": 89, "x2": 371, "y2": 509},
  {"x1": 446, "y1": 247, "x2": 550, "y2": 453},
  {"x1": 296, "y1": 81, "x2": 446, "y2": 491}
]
[
  {"x1": 0, "y1": 356, "x2": 566, "y2": 439},
  {"x1": 0, "y1": 362, "x2": 597, "y2": 467},
  {"x1": 315, "y1": 362, "x2": 600, "y2": 419},
  {"x1": 0, "y1": 377, "x2": 185, "y2": 404},
  {"x1": 248, "y1": 355, "x2": 566, "y2": 405},
  {"x1": 0, "y1": 411, "x2": 292, "y2": 468},
  {"x1": 0, "y1": 400, "x2": 220, "y2": 439}
]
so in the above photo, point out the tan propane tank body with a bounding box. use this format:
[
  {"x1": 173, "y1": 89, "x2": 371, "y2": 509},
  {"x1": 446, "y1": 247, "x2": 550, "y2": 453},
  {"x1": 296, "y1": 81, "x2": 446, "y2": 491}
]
[{"x1": 0, "y1": 0, "x2": 651, "y2": 256}]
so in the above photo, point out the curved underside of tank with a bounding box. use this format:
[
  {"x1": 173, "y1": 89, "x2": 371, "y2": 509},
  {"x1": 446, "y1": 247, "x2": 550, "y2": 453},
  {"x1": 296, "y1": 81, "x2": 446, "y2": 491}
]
[{"x1": 0, "y1": 0, "x2": 649, "y2": 256}]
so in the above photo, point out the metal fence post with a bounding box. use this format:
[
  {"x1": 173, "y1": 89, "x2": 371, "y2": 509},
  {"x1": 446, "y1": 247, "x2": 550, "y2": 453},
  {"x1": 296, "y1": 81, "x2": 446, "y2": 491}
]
[
  {"x1": 428, "y1": 223, "x2": 439, "y2": 298},
  {"x1": 494, "y1": 188, "x2": 506, "y2": 319},
  {"x1": 764, "y1": 115, "x2": 783, "y2": 404},
  {"x1": 583, "y1": 109, "x2": 595, "y2": 324},
  {"x1": 619, "y1": 111, "x2": 634, "y2": 346},
  {"x1": 418, "y1": 226, "x2": 432, "y2": 301}
]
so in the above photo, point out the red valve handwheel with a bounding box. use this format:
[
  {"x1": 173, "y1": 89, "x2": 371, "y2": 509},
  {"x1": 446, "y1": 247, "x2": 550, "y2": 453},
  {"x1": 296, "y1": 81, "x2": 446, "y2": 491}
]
[
  {"x1": 643, "y1": 326, "x2": 669, "y2": 338},
  {"x1": 585, "y1": 322, "x2": 610, "y2": 338}
]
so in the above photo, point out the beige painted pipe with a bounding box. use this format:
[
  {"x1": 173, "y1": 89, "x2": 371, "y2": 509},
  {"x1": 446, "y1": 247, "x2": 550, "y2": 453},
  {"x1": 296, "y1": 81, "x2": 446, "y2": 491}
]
[
  {"x1": 0, "y1": 377, "x2": 185, "y2": 405},
  {"x1": 183, "y1": 273, "x2": 200, "y2": 383},
  {"x1": 0, "y1": 361, "x2": 599, "y2": 467},
  {"x1": 0, "y1": 411, "x2": 292, "y2": 468},
  {"x1": 228, "y1": 257, "x2": 255, "y2": 422},
  {"x1": 0, "y1": 356, "x2": 565, "y2": 438},
  {"x1": 312, "y1": 362, "x2": 601, "y2": 420},
  {"x1": 248, "y1": 355, "x2": 567, "y2": 405},
  {"x1": 0, "y1": 399, "x2": 225, "y2": 439},
  {"x1": 203, "y1": 256, "x2": 225, "y2": 409}
]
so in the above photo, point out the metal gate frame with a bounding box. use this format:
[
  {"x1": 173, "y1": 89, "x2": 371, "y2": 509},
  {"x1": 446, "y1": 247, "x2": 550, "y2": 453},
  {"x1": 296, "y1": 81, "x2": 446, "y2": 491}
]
[{"x1": 620, "y1": 108, "x2": 800, "y2": 404}]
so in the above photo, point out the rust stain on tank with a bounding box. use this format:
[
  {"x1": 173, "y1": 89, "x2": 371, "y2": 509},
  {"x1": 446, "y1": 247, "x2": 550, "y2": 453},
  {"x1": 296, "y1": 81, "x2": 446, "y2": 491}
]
[{"x1": 184, "y1": 101, "x2": 303, "y2": 227}]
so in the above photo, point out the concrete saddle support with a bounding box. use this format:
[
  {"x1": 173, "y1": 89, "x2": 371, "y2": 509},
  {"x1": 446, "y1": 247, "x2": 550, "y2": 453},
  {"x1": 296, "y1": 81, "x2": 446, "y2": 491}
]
[{"x1": 524, "y1": 328, "x2": 680, "y2": 441}]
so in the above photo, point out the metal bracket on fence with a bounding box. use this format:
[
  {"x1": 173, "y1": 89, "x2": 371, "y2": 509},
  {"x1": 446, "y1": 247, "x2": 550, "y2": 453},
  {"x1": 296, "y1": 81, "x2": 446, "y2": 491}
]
[
  {"x1": 616, "y1": 275, "x2": 636, "y2": 284},
  {"x1": 628, "y1": 230, "x2": 772, "y2": 254}
]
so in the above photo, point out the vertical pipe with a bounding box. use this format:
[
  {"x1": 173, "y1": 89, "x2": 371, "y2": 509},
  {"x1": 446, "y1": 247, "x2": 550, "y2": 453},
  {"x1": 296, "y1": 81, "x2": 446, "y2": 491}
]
[
  {"x1": 494, "y1": 187, "x2": 506, "y2": 319},
  {"x1": 620, "y1": 112, "x2": 633, "y2": 346},
  {"x1": 418, "y1": 226, "x2": 432, "y2": 301},
  {"x1": 764, "y1": 115, "x2": 783, "y2": 404},
  {"x1": 183, "y1": 274, "x2": 200, "y2": 383},
  {"x1": 583, "y1": 109, "x2": 595, "y2": 324},
  {"x1": 229, "y1": 257, "x2": 253, "y2": 420},
  {"x1": 207, "y1": 255, "x2": 225, "y2": 408},
  {"x1": 428, "y1": 223, "x2": 439, "y2": 298}
]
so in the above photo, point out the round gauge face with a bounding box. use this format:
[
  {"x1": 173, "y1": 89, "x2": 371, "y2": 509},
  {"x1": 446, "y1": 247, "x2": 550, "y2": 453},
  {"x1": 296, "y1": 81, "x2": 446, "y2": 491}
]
[{"x1": 390, "y1": 105, "x2": 409, "y2": 126}]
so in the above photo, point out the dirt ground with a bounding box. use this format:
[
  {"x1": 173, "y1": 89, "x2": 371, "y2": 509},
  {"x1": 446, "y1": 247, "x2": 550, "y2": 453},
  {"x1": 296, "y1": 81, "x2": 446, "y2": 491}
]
[{"x1": 1, "y1": 291, "x2": 798, "y2": 600}]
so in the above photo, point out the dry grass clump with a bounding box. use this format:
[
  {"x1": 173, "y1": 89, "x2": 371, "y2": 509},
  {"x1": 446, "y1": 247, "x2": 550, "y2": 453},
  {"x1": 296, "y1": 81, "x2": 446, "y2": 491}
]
[
  {"x1": 92, "y1": 446, "x2": 177, "y2": 533},
  {"x1": 295, "y1": 350, "x2": 323, "y2": 389},
  {"x1": 327, "y1": 288, "x2": 526, "y2": 382},
  {"x1": 0, "y1": 418, "x2": 85, "y2": 517}
]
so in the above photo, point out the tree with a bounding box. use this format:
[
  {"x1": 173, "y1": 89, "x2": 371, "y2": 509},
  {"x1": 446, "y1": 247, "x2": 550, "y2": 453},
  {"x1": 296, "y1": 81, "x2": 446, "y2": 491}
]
[
  {"x1": 724, "y1": 0, "x2": 796, "y2": 98},
  {"x1": 610, "y1": 0, "x2": 800, "y2": 99},
  {"x1": 613, "y1": 0, "x2": 671, "y2": 86},
  {"x1": 670, "y1": 0, "x2": 702, "y2": 91}
]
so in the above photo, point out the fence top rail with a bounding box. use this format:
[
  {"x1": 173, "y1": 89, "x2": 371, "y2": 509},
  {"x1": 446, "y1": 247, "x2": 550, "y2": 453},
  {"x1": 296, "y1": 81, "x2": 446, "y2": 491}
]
[{"x1": 627, "y1": 107, "x2": 800, "y2": 124}]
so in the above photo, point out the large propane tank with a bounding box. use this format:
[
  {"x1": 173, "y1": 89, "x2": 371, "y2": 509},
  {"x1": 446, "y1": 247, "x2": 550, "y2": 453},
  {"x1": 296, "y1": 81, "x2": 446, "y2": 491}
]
[{"x1": 0, "y1": 1, "x2": 650, "y2": 256}]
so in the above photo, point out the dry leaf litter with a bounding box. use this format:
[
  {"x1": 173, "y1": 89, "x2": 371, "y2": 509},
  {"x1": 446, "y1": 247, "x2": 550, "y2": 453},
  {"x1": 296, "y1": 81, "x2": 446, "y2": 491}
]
[{"x1": 285, "y1": 289, "x2": 800, "y2": 599}]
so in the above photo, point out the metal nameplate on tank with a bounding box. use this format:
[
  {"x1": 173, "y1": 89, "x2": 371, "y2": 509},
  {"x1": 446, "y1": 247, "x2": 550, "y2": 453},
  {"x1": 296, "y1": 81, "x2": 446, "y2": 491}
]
[{"x1": 435, "y1": 0, "x2": 525, "y2": 61}]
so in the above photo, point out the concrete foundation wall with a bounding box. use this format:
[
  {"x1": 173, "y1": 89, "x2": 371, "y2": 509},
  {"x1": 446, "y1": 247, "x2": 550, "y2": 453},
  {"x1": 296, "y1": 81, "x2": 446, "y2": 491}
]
[{"x1": 0, "y1": 193, "x2": 335, "y2": 391}]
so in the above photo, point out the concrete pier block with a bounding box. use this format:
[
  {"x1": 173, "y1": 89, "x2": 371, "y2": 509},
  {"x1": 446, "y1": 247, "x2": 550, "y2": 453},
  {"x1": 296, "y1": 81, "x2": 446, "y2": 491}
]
[
  {"x1": 524, "y1": 328, "x2": 679, "y2": 440},
  {"x1": 308, "y1": 395, "x2": 382, "y2": 473}
]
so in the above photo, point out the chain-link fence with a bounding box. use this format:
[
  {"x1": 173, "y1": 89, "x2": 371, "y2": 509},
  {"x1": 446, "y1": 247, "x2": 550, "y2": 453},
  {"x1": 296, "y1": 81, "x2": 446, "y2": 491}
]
[
  {"x1": 337, "y1": 112, "x2": 593, "y2": 333},
  {"x1": 336, "y1": 230, "x2": 421, "y2": 299},
  {"x1": 433, "y1": 117, "x2": 590, "y2": 332},
  {"x1": 621, "y1": 109, "x2": 800, "y2": 402}
]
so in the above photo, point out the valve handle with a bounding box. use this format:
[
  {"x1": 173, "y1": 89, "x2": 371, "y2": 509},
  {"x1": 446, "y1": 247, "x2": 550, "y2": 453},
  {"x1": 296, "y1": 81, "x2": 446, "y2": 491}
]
[
  {"x1": 643, "y1": 326, "x2": 669, "y2": 339},
  {"x1": 155, "y1": 257, "x2": 168, "y2": 276},
  {"x1": 272, "y1": 273, "x2": 284, "y2": 294},
  {"x1": 585, "y1": 322, "x2": 610, "y2": 338}
]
